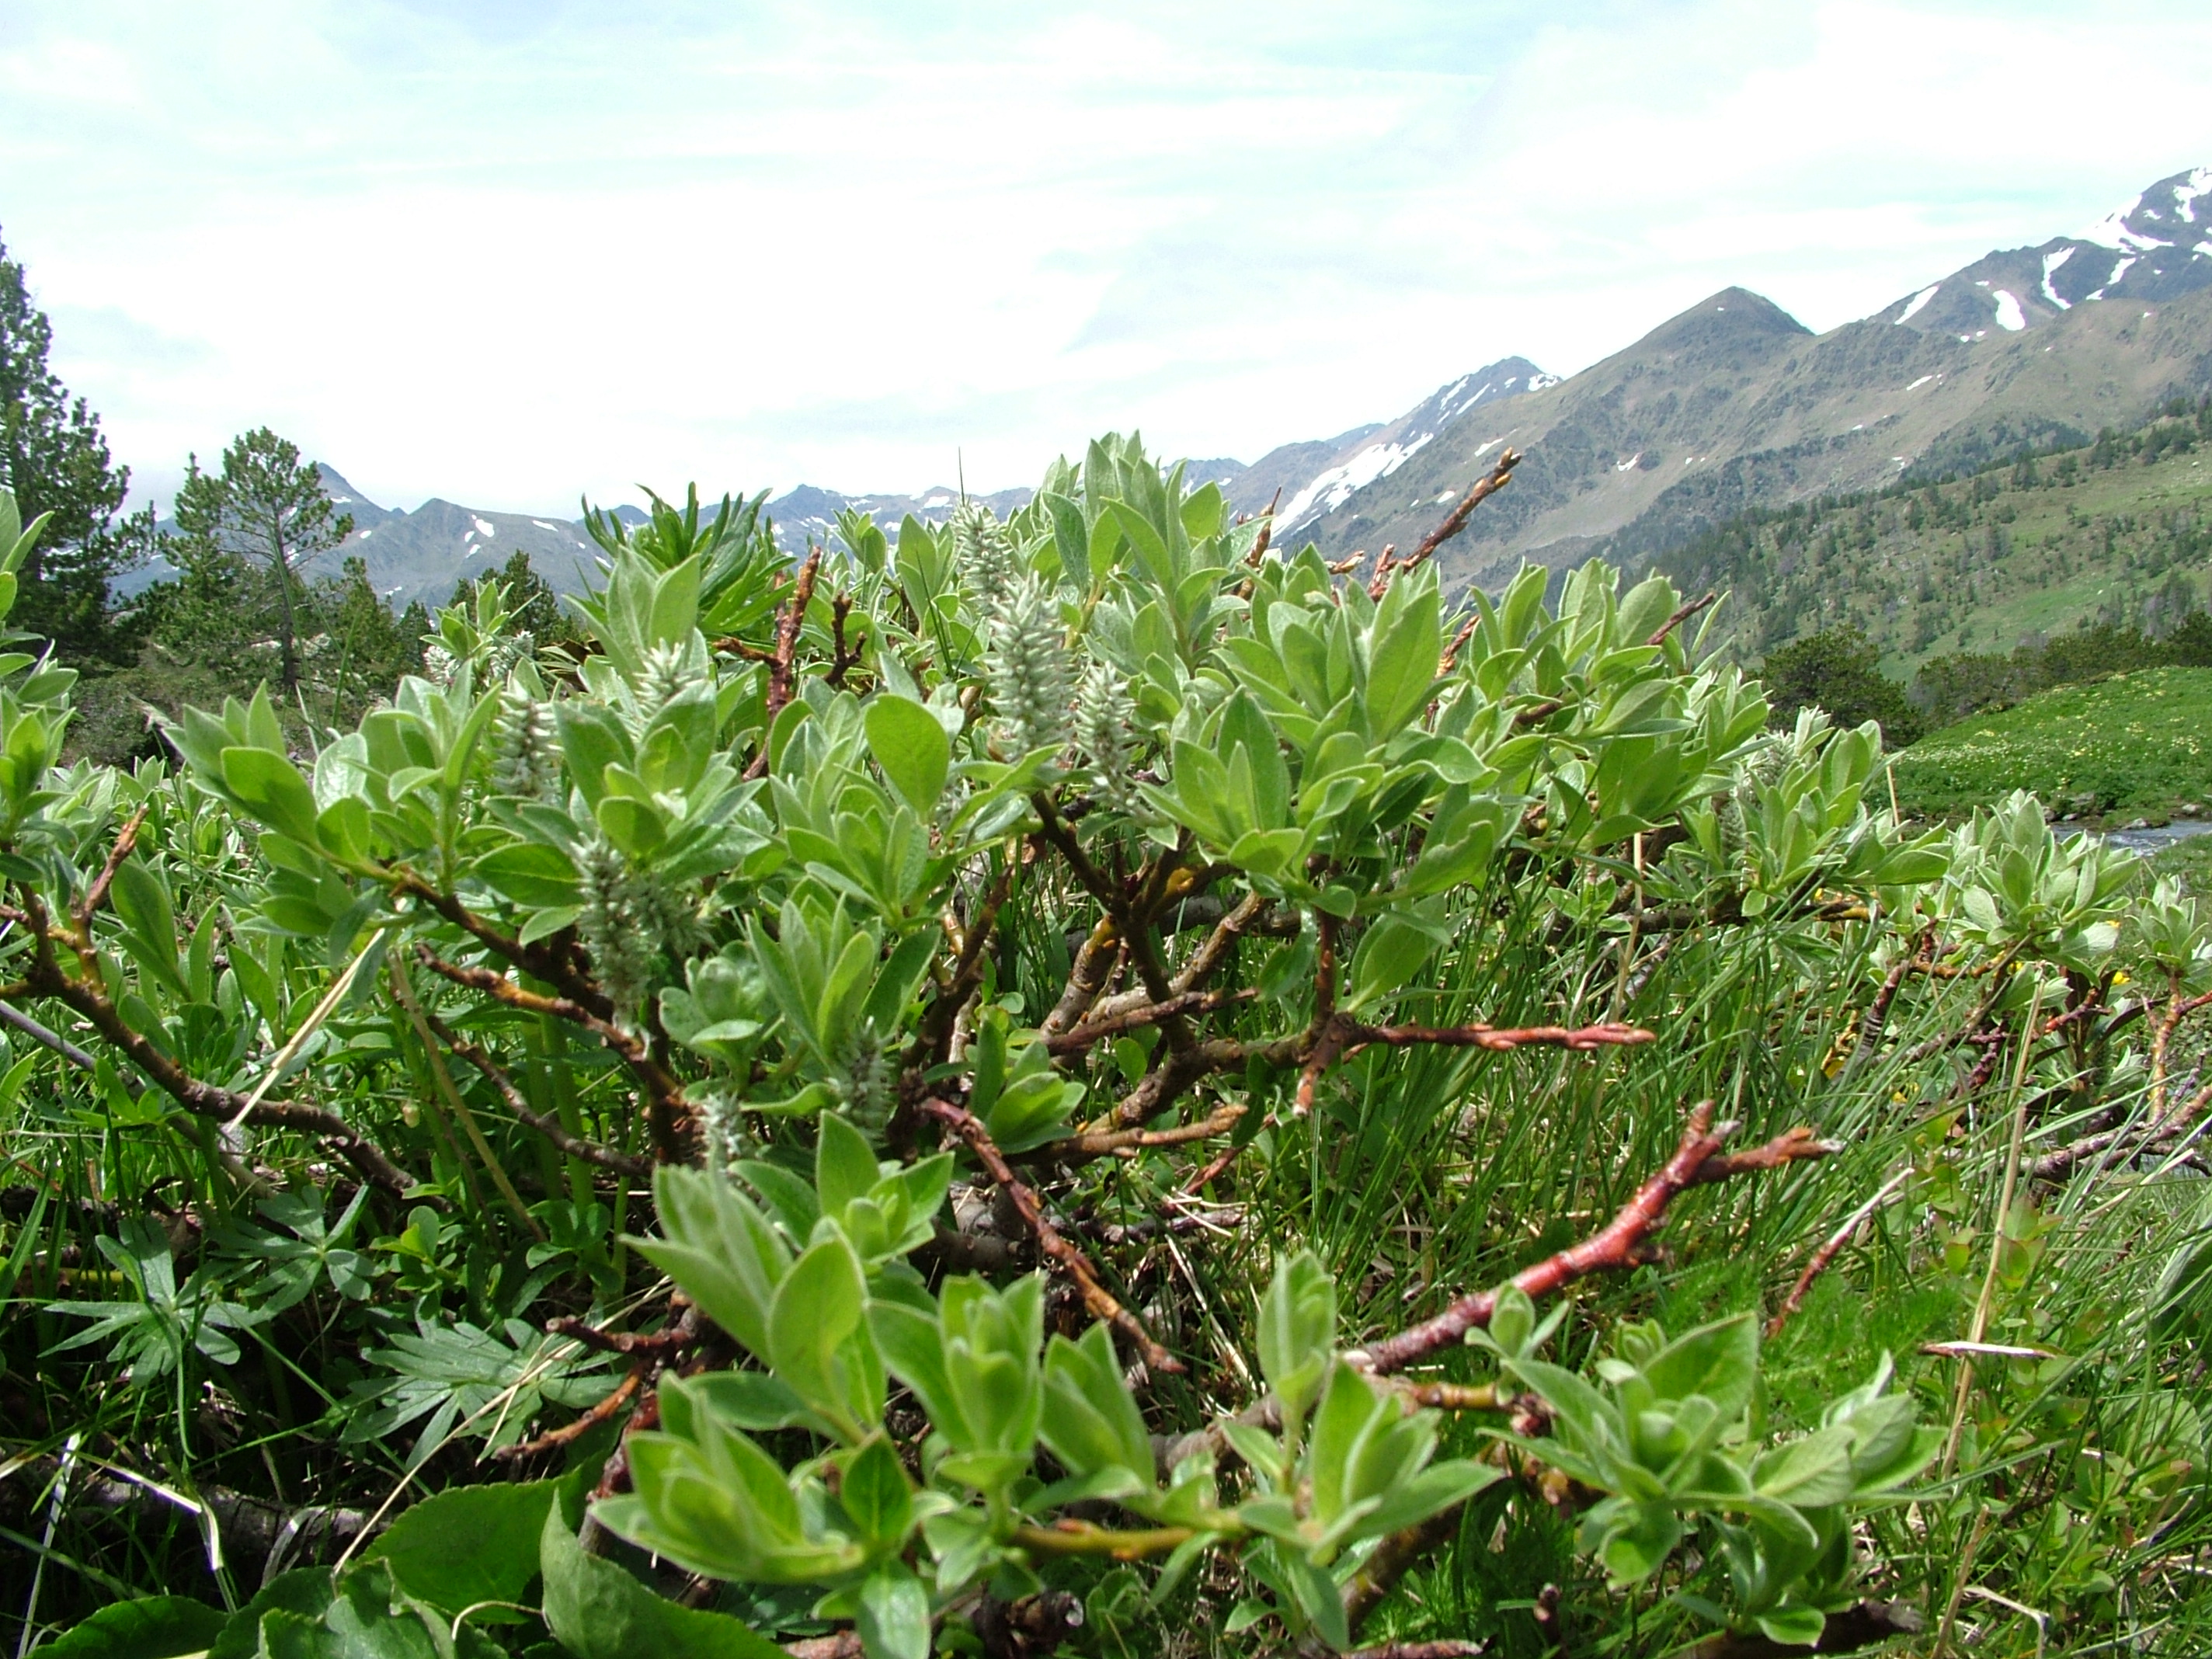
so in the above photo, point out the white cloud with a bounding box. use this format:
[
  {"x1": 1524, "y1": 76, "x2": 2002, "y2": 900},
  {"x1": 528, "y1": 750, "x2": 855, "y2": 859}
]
[{"x1": 2, "y1": 0, "x2": 2210, "y2": 514}]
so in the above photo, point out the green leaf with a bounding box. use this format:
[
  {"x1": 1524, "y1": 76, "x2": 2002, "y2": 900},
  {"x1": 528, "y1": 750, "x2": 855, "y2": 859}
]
[
  {"x1": 1342, "y1": 914, "x2": 1441, "y2": 1014},
  {"x1": 557, "y1": 704, "x2": 631, "y2": 810},
  {"x1": 767, "y1": 1235, "x2": 879, "y2": 1436},
  {"x1": 364, "y1": 1478, "x2": 559, "y2": 1619},
  {"x1": 207, "y1": 1572, "x2": 333, "y2": 1659},
  {"x1": 1257, "y1": 1252, "x2": 1335, "y2": 1431},
  {"x1": 221, "y1": 748, "x2": 324, "y2": 847},
  {"x1": 1751, "y1": 1426, "x2": 1856, "y2": 1507},
  {"x1": 816, "y1": 1112, "x2": 882, "y2": 1220},
  {"x1": 541, "y1": 1501, "x2": 785, "y2": 1659},
  {"x1": 1584, "y1": 1495, "x2": 1682, "y2": 1585},
  {"x1": 864, "y1": 696, "x2": 950, "y2": 817},
  {"x1": 635, "y1": 1167, "x2": 791, "y2": 1361},
  {"x1": 855, "y1": 1565, "x2": 930, "y2": 1659},
  {"x1": 1643, "y1": 1313, "x2": 1759, "y2": 1419},
  {"x1": 41, "y1": 1598, "x2": 227, "y2": 1659},
  {"x1": 476, "y1": 843, "x2": 582, "y2": 909},
  {"x1": 838, "y1": 1437, "x2": 914, "y2": 1549},
  {"x1": 596, "y1": 795, "x2": 667, "y2": 860},
  {"x1": 1041, "y1": 1323, "x2": 1155, "y2": 1483},
  {"x1": 1365, "y1": 574, "x2": 1442, "y2": 737},
  {"x1": 1755, "y1": 1608, "x2": 1827, "y2": 1648}
]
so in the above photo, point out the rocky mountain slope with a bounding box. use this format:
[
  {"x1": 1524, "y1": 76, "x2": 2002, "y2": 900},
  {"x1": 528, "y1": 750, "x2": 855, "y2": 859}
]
[
  {"x1": 1292, "y1": 165, "x2": 2212, "y2": 590},
  {"x1": 127, "y1": 165, "x2": 2212, "y2": 612}
]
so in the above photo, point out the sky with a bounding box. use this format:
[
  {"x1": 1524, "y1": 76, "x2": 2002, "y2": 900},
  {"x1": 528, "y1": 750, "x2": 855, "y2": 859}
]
[{"x1": 4, "y1": 2, "x2": 2212, "y2": 518}]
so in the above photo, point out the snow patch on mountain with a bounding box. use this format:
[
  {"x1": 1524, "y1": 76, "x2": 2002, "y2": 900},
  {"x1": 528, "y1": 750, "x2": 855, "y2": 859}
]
[
  {"x1": 2040, "y1": 248, "x2": 2074, "y2": 308},
  {"x1": 1277, "y1": 432, "x2": 1436, "y2": 530},
  {"x1": 1896, "y1": 283, "x2": 1940, "y2": 325}
]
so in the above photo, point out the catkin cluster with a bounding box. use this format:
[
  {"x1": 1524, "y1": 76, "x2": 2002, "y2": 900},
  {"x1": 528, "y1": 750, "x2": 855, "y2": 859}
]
[
  {"x1": 1073, "y1": 659, "x2": 1139, "y2": 810},
  {"x1": 949, "y1": 504, "x2": 1076, "y2": 760},
  {"x1": 490, "y1": 683, "x2": 561, "y2": 801},
  {"x1": 635, "y1": 642, "x2": 690, "y2": 713}
]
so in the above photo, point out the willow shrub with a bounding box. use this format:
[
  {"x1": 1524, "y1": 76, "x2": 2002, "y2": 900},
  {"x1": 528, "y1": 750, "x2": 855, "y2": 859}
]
[{"x1": 2, "y1": 443, "x2": 2209, "y2": 1659}]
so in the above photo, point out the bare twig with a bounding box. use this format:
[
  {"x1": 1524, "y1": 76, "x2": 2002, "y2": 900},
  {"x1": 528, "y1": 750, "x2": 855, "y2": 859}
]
[
  {"x1": 1045, "y1": 987, "x2": 1255, "y2": 1054},
  {"x1": 10, "y1": 886, "x2": 417, "y2": 1197},
  {"x1": 1766, "y1": 1170, "x2": 1910, "y2": 1338},
  {"x1": 1043, "y1": 1102, "x2": 1247, "y2": 1163},
  {"x1": 1042, "y1": 917, "x2": 1119, "y2": 1038},
  {"x1": 74, "y1": 805, "x2": 150, "y2": 930},
  {"x1": 425, "y1": 1010, "x2": 651, "y2": 1178},
  {"x1": 1644, "y1": 589, "x2": 1717, "y2": 648},
  {"x1": 1356, "y1": 1104, "x2": 1834, "y2": 1375},
  {"x1": 494, "y1": 1369, "x2": 642, "y2": 1462},
  {"x1": 415, "y1": 948, "x2": 697, "y2": 1164},
  {"x1": 1346, "y1": 1018, "x2": 1656, "y2": 1055},
  {"x1": 1399, "y1": 449, "x2": 1521, "y2": 575},
  {"x1": 825, "y1": 590, "x2": 864, "y2": 688},
  {"x1": 763, "y1": 547, "x2": 823, "y2": 725},
  {"x1": 920, "y1": 1097, "x2": 1183, "y2": 1374}
]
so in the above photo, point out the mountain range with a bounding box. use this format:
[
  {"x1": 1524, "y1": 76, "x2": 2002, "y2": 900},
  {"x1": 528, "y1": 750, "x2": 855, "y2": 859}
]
[{"x1": 137, "y1": 164, "x2": 2212, "y2": 609}]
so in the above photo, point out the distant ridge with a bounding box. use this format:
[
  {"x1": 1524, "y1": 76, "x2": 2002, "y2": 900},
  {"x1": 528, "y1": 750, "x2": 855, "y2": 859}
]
[
  {"x1": 1291, "y1": 165, "x2": 2212, "y2": 590},
  {"x1": 120, "y1": 163, "x2": 2212, "y2": 610}
]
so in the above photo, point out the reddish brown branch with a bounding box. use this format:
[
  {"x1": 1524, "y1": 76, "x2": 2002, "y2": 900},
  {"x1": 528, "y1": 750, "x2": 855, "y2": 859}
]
[
  {"x1": 424, "y1": 1010, "x2": 652, "y2": 1178},
  {"x1": 12, "y1": 886, "x2": 416, "y2": 1197},
  {"x1": 920, "y1": 1097, "x2": 1183, "y2": 1374},
  {"x1": 1348, "y1": 1019, "x2": 1656, "y2": 1054},
  {"x1": 1243, "y1": 489, "x2": 1280, "y2": 567},
  {"x1": 1358, "y1": 1104, "x2": 1834, "y2": 1374},
  {"x1": 75, "y1": 804, "x2": 151, "y2": 930},
  {"x1": 1439, "y1": 614, "x2": 1482, "y2": 676},
  {"x1": 1041, "y1": 917, "x2": 1119, "y2": 1038},
  {"x1": 392, "y1": 874, "x2": 617, "y2": 1022},
  {"x1": 1766, "y1": 1170, "x2": 1909, "y2": 1339},
  {"x1": 496, "y1": 1367, "x2": 642, "y2": 1461},
  {"x1": 547, "y1": 1312, "x2": 697, "y2": 1356},
  {"x1": 1170, "y1": 890, "x2": 1271, "y2": 996},
  {"x1": 1645, "y1": 589, "x2": 1717, "y2": 648},
  {"x1": 1045, "y1": 987, "x2": 1255, "y2": 1054},
  {"x1": 1043, "y1": 1102, "x2": 1246, "y2": 1163},
  {"x1": 763, "y1": 548, "x2": 823, "y2": 724},
  {"x1": 415, "y1": 948, "x2": 696, "y2": 1164},
  {"x1": 826, "y1": 590, "x2": 864, "y2": 688},
  {"x1": 1403, "y1": 448, "x2": 1520, "y2": 572}
]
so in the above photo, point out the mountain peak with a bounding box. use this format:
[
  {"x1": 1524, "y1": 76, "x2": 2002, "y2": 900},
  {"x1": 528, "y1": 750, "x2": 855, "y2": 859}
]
[
  {"x1": 1642, "y1": 288, "x2": 1813, "y2": 353},
  {"x1": 1887, "y1": 163, "x2": 2212, "y2": 340}
]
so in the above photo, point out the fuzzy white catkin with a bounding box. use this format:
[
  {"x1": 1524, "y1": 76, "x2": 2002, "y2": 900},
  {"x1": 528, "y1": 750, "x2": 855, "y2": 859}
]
[
  {"x1": 1074, "y1": 659, "x2": 1139, "y2": 809},
  {"x1": 576, "y1": 838, "x2": 653, "y2": 1023},
  {"x1": 986, "y1": 575, "x2": 1075, "y2": 759},
  {"x1": 635, "y1": 642, "x2": 690, "y2": 713},
  {"x1": 490, "y1": 684, "x2": 561, "y2": 801},
  {"x1": 948, "y1": 501, "x2": 1019, "y2": 605}
]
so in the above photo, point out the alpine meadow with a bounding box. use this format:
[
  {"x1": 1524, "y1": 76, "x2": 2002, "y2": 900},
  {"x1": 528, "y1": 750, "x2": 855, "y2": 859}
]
[{"x1": 7, "y1": 57, "x2": 2212, "y2": 1659}]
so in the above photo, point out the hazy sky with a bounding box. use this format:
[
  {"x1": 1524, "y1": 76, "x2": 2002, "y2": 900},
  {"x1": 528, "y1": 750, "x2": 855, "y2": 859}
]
[{"x1": 5, "y1": 2, "x2": 2211, "y2": 516}]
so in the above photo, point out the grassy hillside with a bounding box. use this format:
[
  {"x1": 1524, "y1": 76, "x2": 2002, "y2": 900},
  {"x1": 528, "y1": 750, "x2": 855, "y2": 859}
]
[
  {"x1": 1649, "y1": 402, "x2": 2212, "y2": 670},
  {"x1": 1890, "y1": 665, "x2": 2212, "y2": 819}
]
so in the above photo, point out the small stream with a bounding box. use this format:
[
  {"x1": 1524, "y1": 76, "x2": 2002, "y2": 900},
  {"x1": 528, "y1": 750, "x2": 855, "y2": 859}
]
[{"x1": 2067, "y1": 819, "x2": 2212, "y2": 856}]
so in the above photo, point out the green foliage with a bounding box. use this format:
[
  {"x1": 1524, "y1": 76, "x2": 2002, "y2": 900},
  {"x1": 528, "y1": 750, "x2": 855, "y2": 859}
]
[
  {"x1": 1646, "y1": 398, "x2": 2212, "y2": 680},
  {"x1": 1758, "y1": 624, "x2": 1922, "y2": 743},
  {"x1": 1893, "y1": 666, "x2": 2212, "y2": 819},
  {"x1": 1507, "y1": 1320, "x2": 1934, "y2": 1644},
  {"x1": 5, "y1": 434, "x2": 2211, "y2": 1659},
  {"x1": 0, "y1": 229, "x2": 151, "y2": 665},
  {"x1": 165, "y1": 428, "x2": 356, "y2": 702}
]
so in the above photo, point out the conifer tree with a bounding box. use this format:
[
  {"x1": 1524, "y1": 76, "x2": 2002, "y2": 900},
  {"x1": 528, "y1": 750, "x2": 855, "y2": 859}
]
[
  {"x1": 169, "y1": 428, "x2": 353, "y2": 700},
  {"x1": 0, "y1": 228, "x2": 148, "y2": 662}
]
